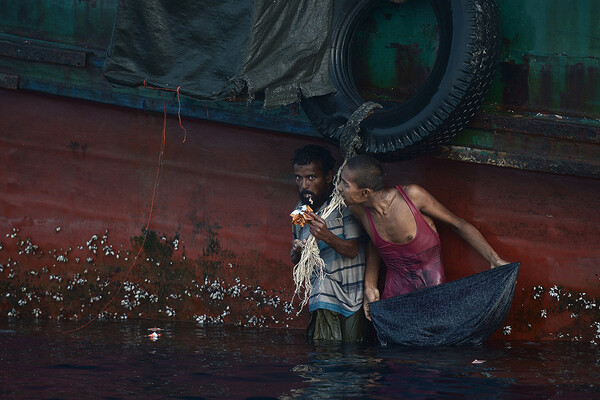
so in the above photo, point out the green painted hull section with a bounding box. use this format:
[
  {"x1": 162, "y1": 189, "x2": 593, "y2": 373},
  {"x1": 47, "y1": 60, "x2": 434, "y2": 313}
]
[{"x1": 1, "y1": 0, "x2": 599, "y2": 177}]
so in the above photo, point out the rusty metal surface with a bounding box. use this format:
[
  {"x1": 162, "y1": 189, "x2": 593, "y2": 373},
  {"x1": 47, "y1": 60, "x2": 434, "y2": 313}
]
[
  {"x1": 350, "y1": 0, "x2": 438, "y2": 104},
  {"x1": 468, "y1": 111, "x2": 600, "y2": 145},
  {"x1": 440, "y1": 145, "x2": 600, "y2": 180},
  {"x1": 346, "y1": 0, "x2": 600, "y2": 177},
  {"x1": 0, "y1": 40, "x2": 87, "y2": 67},
  {"x1": 493, "y1": 0, "x2": 600, "y2": 118},
  {"x1": 446, "y1": 110, "x2": 600, "y2": 179},
  {"x1": 382, "y1": 155, "x2": 600, "y2": 342},
  {"x1": 0, "y1": 0, "x2": 117, "y2": 51},
  {"x1": 0, "y1": 72, "x2": 18, "y2": 89},
  {"x1": 0, "y1": 89, "x2": 308, "y2": 329},
  {"x1": 0, "y1": 0, "x2": 599, "y2": 341},
  {"x1": 0, "y1": 0, "x2": 598, "y2": 179},
  {"x1": 1, "y1": 89, "x2": 599, "y2": 342}
]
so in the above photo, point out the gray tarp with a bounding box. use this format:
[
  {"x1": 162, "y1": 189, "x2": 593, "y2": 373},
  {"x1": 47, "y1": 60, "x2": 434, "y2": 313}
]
[
  {"x1": 103, "y1": 0, "x2": 335, "y2": 109},
  {"x1": 369, "y1": 262, "x2": 520, "y2": 346}
]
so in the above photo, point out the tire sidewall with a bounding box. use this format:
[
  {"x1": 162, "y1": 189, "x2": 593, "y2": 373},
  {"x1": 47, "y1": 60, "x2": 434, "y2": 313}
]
[{"x1": 302, "y1": 0, "x2": 501, "y2": 156}]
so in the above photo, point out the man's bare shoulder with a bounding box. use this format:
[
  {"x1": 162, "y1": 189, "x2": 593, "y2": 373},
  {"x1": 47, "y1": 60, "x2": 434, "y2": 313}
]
[
  {"x1": 401, "y1": 184, "x2": 431, "y2": 207},
  {"x1": 401, "y1": 184, "x2": 425, "y2": 197}
]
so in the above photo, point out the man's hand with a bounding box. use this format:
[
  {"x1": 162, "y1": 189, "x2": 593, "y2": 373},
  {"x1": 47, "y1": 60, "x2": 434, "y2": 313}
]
[
  {"x1": 292, "y1": 239, "x2": 306, "y2": 254},
  {"x1": 304, "y1": 212, "x2": 360, "y2": 259},
  {"x1": 490, "y1": 258, "x2": 510, "y2": 269},
  {"x1": 291, "y1": 239, "x2": 306, "y2": 264},
  {"x1": 363, "y1": 287, "x2": 380, "y2": 321},
  {"x1": 307, "y1": 212, "x2": 335, "y2": 242}
]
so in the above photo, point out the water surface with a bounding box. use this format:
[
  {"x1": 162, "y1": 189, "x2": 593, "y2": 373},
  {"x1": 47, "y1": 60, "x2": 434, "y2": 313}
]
[{"x1": 1, "y1": 320, "x2": 599, "y2": 399}]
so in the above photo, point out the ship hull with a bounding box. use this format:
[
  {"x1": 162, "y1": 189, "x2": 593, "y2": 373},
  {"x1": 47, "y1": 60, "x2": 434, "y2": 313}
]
[
  {"x1": 1, "y1": 0, "x2": 600, "y2": 342},
  {"x1": 1, "y1": 88, "x2": 599, "y2": 341}
]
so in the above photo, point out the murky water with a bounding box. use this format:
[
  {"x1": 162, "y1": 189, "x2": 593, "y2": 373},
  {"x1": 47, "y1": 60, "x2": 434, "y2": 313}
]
[{"x1": 1, "y1": 320, "x2": 599, "y2": 399}]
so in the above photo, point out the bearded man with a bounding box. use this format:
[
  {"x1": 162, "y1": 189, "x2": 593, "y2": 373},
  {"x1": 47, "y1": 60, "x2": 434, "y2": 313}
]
[{"x1": 291, "y1": 145, "x2": 369, "y2": 343}]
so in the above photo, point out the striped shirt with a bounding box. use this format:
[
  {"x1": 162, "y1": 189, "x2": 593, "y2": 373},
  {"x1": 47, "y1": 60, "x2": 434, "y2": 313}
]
[{"x1": 292, "y1": 199, "x2": 366, "y2": 317}]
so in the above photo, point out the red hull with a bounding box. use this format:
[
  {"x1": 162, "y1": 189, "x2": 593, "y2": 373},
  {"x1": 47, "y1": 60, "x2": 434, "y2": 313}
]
[{"x1": 1, "y1": 89, "x2": 599, "y2": 342}]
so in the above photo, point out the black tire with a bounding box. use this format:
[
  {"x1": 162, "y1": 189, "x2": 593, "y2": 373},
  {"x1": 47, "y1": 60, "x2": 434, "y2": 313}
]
[{"x1": 301, "y1": 0, "x2": 502, "y2": 158}]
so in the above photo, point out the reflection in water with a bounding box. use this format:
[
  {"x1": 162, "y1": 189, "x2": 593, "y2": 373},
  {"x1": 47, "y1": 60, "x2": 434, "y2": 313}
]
[
  {"x1": 287, "y1": 342, "x2": 600, "y2": 399},
  {"x1": 1, "y1": 320, "x2": 599, "y2": 399},
  {"x1": 286, "y1": 344, "x2": 386, "y2": 398},
  {"x1": 285, "y1": 343, "x2": 512, "y2": 399}
]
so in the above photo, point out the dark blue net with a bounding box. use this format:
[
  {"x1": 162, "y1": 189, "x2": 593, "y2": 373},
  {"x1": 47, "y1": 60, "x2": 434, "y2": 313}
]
[{"x1": 369, "y1": 262, "x2": 520, "y2": 346}]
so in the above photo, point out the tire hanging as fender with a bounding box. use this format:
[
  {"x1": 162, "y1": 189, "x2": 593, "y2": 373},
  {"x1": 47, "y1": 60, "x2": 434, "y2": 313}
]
[{"x1": 301, "y1": 0, "x2": 502, "y2": 158}]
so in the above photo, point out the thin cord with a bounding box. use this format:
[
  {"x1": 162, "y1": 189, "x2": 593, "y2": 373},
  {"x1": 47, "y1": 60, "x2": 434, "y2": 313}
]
[
  {"x1": 175, "y1": 87, "x2": 187, "y2": 142},
  {"x1": 141, "y1": 80, "x2": 187, "y2": 142},
  {"x1": 65, "y1": 96, "x2": 168, "y2": 333}
]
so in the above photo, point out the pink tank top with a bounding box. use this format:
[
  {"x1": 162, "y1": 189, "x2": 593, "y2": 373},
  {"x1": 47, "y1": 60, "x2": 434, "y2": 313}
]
[{"x1": 365, "y1": 186, "x2": 445, "y2": 299}]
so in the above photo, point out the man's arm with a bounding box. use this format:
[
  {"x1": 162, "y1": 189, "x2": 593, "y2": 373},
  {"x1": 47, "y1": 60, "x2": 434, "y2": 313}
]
[
  {"x1": 363, "y1": 240, "x2": 381, "y2": 321},
  {"x1": 306, "y1": 212, "x2": 360, "y2": 258},
  {"x1": 347, "y1": 205, "x2": 381, "y2": 320},
  {"x1": 406, "y1": 185, "x2": 509, "y2": 268}
]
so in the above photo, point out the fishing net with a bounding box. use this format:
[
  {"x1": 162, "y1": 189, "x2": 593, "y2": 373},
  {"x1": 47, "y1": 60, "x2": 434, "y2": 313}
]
[{"x1": 369, "y1": 262, "x2": 520, "y2": 346}]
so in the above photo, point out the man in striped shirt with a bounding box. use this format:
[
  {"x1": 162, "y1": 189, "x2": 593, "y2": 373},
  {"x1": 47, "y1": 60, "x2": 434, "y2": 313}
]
[{"x1": 291, "y1": 145, "x2": 369, "y2": 343}]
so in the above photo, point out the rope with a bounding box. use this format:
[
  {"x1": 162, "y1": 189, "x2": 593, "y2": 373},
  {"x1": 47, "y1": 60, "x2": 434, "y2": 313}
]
[
  {"x1": 141, "y1": 80, "x2": 188, "y2": 142},
  {"x1": 338, "y1": 101, "x2": 382, "y2": 159},
  {"x1": 66, "y1": 95, "x2": 170, "y2": 333}
]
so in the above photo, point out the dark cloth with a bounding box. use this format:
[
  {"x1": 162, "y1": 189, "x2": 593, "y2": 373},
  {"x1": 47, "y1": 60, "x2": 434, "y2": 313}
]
[
  {"x1": 369, "y1": 262, "x2": 520, "y2": 346},
  {"x1": 103, "y1": 0, "x2": 335, "y2": 109},
  {"x1": 365, "y1": 185, "x2": 445, "y2": 299},
  {"x1": 306, "y1": 308, "x2": 371, "y2": 344},
  {"x1": 233, "y1": 0, "x2": 336, "y2": 108}
]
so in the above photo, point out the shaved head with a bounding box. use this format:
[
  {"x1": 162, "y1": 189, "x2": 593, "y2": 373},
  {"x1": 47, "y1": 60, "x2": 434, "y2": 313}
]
[{"x1": 344, "y1": 155, "x2": 383, "y2": 191}]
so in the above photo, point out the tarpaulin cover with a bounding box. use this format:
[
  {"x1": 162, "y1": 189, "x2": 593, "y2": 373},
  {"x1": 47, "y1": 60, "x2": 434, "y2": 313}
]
[
  {"x1": 103, "y1": 0, "x2": 335, "y2": 109},
  {"x1": 369, "y1": 262, "x2": 520, "y2": 346}
]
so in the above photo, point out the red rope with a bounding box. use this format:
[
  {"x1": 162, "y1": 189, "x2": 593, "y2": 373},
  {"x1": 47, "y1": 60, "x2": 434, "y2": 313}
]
[
  {"x1": 141, "y1": 80, "x2": 187, "y2": 142},
  {"x1": 65, "y1": 80, "x2": 214, "y2": 332},
  {"x1": 175, "y1": 87, "x2": 187, "y2": 142},
  {"x1": 65, "y1": 96, "x2": 168, "y2": 333}
]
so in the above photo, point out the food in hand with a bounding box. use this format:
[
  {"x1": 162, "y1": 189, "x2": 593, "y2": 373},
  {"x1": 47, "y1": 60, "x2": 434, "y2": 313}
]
[{"x1": 290, "y1": 205, "x2": 313, "y2": 227}]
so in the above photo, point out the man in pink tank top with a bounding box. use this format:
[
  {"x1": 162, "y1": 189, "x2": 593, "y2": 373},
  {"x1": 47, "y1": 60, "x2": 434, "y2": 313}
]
[{"x1": 337, "y1": 155, "x2": 509, "y2": 320}]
